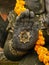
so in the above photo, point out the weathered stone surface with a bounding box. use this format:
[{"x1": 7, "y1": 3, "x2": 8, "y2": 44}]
[
  {"x1": 45, "y1": 0, "x2": 49, "y2": 13},
  {"x1": 25, "y1": 0, "x2": 45, "y2": 14},
  {"x1": 19, "y1": 51, "x2": 44, "y2": 65},
  {"x1": 13, "y1": 9, "x2": 38, "y2": 51},
  {"x1": 0, "y1": 16, "x2": 8, "y2": 48},
  {"x1": 0, "y1": 51, "x2": 8, "y2": 61}
]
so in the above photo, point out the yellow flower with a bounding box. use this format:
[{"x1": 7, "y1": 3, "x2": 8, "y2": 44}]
[{"x1": 14, "y1": 0, "x2": 26, "y2": 15}]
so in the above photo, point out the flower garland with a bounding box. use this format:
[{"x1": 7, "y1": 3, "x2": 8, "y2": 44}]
[
  {"x1": 14, "y1": 0, "x2": 49, "y2": 65},
  {"x1": 14, "y1": 0, "x2": 26, "y2": 15},
  {"x1": 35, "y1": 30, "x2": 49, "y2": 65}
]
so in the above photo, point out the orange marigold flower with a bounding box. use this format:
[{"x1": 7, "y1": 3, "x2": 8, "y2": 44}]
[
  {"x1": 38, "y1": 53, "x2": 44, "y2": 62},
  {"x1": 35, "y1": 30, "x2": 45, "y2": 45},
  {"x1": 34, "y1": 45, "x2": 40, "y2": 51},
  {"x1": 36, "y1": 39, "x2": 45, "y2": 45},
  {"x1": 43, "y1": 55, "x2": 49, "y2": 64},
  {"x1": 39, "y1": 30, "x2": 43, "y2": 36},
  {"x1": 37, "y1": 46, "x2": 48, "y2": 55},
  {"x1": 45, "y1": 63, "x2": 49, "y2": 65},
  {"x1": 39, "y1": 36, "x2": 45, "y2": 41},
  {"x1": 14, "y1": 0, "x2": 26, "y2": 15},
  {"x1": 47, "y1": 52, "x2": 49, "y2": 56},
  {"x1": 34, "y1": 30, "x2": 49, "y2": 65}
]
